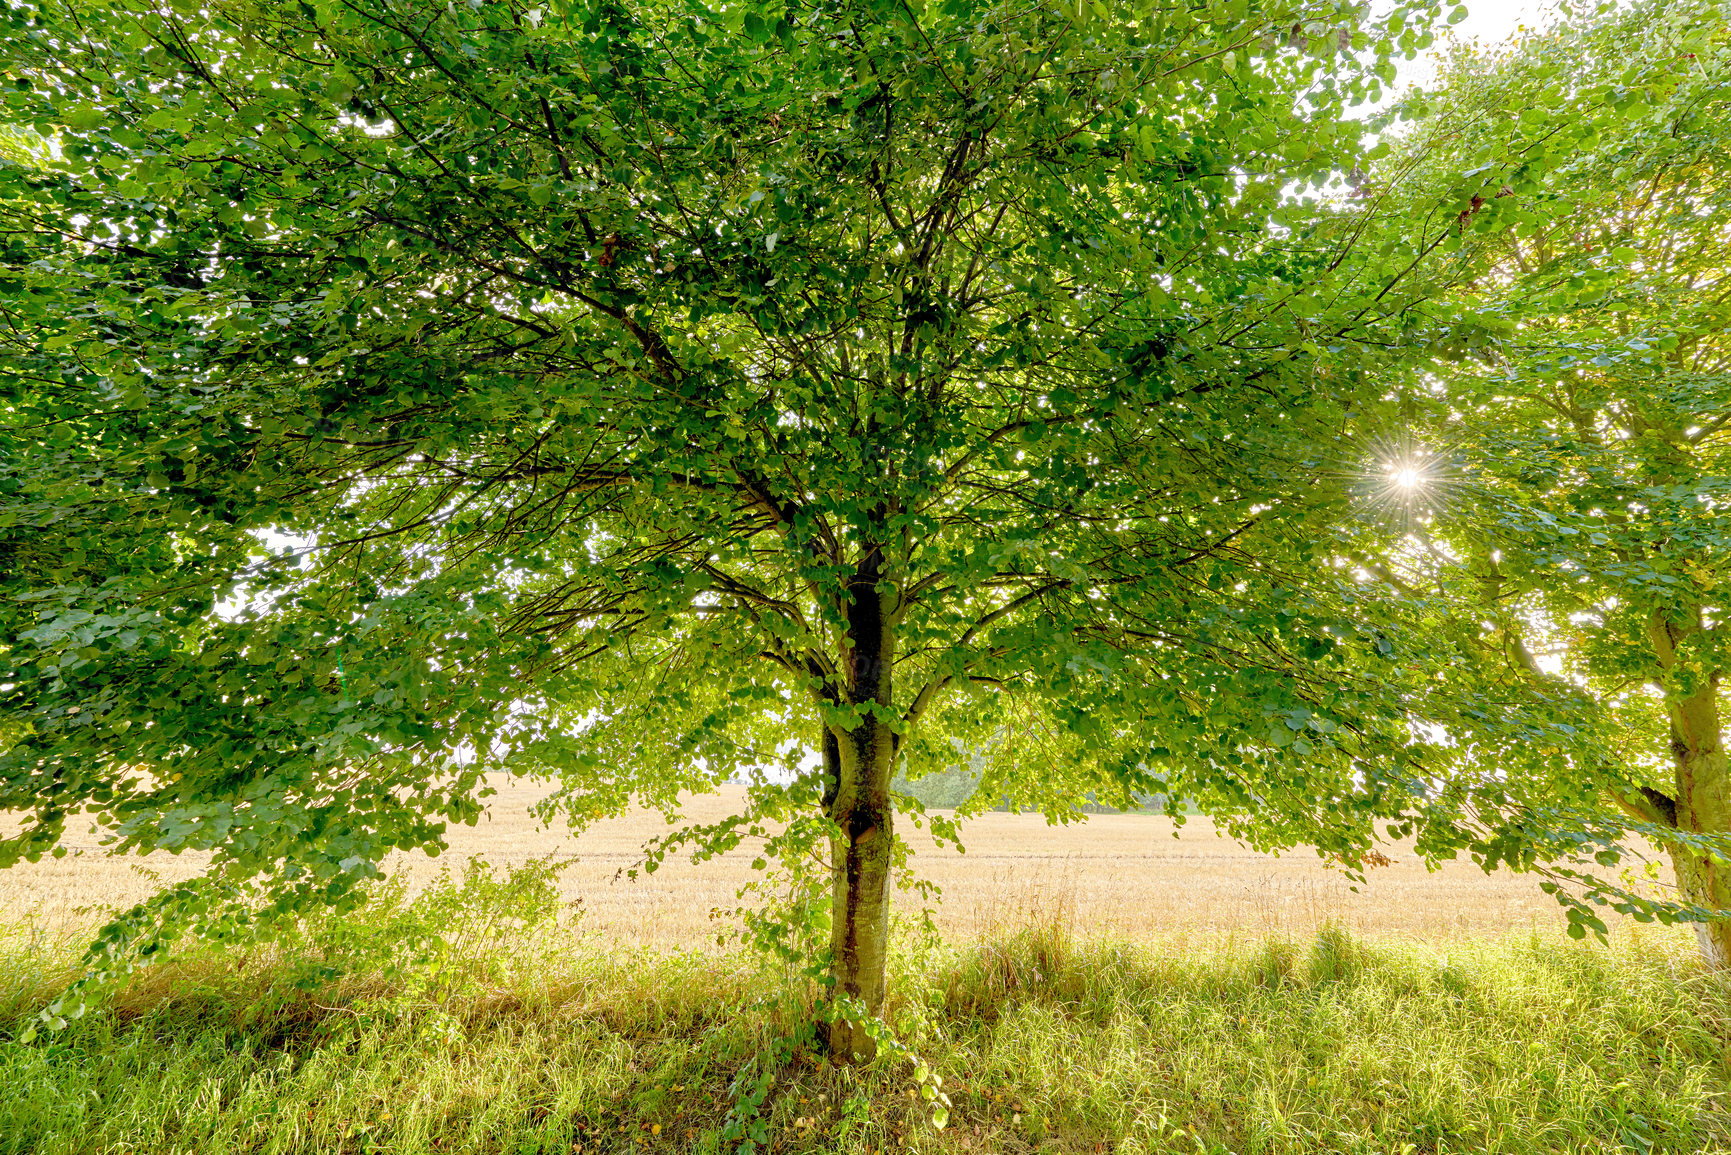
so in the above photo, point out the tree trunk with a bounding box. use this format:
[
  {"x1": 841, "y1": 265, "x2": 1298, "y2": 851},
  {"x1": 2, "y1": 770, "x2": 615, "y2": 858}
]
[
  {"x1": 1666, "y1": 730, "x2": 1731, "y2": 967},
  {"x1": 1670, "y1": 835, "x2": 1731, "y2": 967},
  {"x1": 826, "y1": 721, "x2": 895, "y2": 1061},
  {"x1": 823, "y1": 551, "x2": 898, "y2": 1062},
  {"x1": 1648, "y1": 609, "x2": 1729, "y2": 966}
]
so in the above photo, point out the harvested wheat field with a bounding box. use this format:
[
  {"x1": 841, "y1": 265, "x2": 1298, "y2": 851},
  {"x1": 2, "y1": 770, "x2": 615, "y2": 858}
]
[{"x1": 2, "y1": 777, "x2": 1641, "y2": 947}]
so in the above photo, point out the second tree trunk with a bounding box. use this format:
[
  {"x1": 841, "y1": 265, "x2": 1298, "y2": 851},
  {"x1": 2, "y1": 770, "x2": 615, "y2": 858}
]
[{"x1": 1669, "y1": 742, "x2": 1731, "y2": 967}]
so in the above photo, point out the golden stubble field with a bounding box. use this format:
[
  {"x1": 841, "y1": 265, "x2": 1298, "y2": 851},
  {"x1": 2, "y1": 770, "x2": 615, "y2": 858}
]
[{"x1": 3, "y1": 776, "x2": 1647, "y2": 949}]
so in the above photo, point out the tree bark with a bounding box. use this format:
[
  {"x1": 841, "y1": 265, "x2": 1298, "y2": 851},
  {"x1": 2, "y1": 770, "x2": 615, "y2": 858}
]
[
  {"x1": 1671, "y1": 834, "x2": 1731, "y2": 967},
  {"x1": 1664, "y1": 696, "x2": 1731, "y2": 966},
  {"x1": 823, "y1": 552, "x2": 898, "y2": 1061},
  {"x1": 1648, "y1": 609, "x2": 1730, "y2": 966},
  {"x1": 826, "y1": 720, "x2": 896, "y2": 1061}
]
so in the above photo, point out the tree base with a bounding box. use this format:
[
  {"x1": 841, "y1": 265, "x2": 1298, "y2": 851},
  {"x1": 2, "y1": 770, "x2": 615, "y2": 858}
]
[{"x1": 825, "y1": 1011, "x2": 878, "y2": 1064}]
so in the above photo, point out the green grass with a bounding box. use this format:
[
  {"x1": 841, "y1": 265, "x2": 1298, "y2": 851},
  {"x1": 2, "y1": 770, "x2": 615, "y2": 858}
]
[{"x1": 1, "y1": 904, "x2": 1727, "y2": 1155}]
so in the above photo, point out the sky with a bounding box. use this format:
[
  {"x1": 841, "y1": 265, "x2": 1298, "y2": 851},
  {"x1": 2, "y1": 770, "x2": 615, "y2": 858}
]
[
  {"x1": 1395, "y1": 0, "x2": 1574, "y2": 91},
  {"x1": 1441, "y1": 0, "x2": 1562, "y2": 47}
]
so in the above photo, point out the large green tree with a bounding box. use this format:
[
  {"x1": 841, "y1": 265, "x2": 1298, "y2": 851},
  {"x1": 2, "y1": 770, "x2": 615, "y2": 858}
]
[
  {"x1": 1, "y1": 0, "x2": 1643, "y2": 1053},
  {"x1": 1370, "y1": 0, "x2": 1731, "y2": 960}
]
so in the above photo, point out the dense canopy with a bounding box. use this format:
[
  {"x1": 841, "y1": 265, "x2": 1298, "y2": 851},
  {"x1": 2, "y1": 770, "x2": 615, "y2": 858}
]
[
  {"x1": 1379, "y1": 0, "x2": 1731, "y2": 961},
  {"x1": 1, "y1": 0, "x2": 1725, "y2": 1051}
]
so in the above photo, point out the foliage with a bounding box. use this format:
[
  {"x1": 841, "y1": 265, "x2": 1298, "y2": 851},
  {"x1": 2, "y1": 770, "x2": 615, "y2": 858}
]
[
  {"x1": 1, "y1": 911, "x2": 1727, "y2": 1154},
  {"x1": 0, "y1": 0, "x2": 1451, "y2": 981},
  {"x1": 1375, "y1": 0, "x2": 1731, "y2": 952},
  {"x1": 6, "y1": 0, "x2": 1719, "y2": 1040}
]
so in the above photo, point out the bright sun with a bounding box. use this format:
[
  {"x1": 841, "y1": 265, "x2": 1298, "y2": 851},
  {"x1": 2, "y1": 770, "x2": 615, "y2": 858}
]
[{"x1": 1352, "y1": 438, "x2": 1456, "y2": 530}]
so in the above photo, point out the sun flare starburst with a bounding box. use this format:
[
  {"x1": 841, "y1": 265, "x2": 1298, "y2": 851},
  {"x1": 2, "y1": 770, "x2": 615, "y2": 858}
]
[{"x1": 1346, "y1": 433, "x2": 1463, "y2": 533}]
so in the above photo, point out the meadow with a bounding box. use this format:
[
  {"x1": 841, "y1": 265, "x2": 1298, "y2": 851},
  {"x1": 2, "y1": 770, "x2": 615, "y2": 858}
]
[{"x1": 4, "y1": 781, "x2": 1727, "y2": 1155}]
